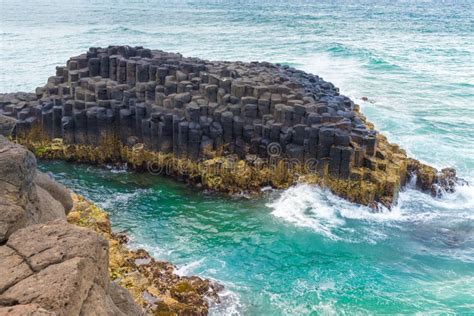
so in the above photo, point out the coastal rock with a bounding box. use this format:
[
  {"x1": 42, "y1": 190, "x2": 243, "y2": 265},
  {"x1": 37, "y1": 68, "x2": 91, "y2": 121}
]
[
  {"x1": 0, "y1": 135, "x2": 66, "y2": 241},
  {"x1": 0, "y1": 115, "x2": 16, "y2": 137},
  {"x1": 0, "y1": 138, "x2": 143, "y2": 315},
  {"x1": 0, "y1": 304, "x2": 55, "y2": 315},
  {"x1": 35, "y1": 171, "x2": 73, "y2": 213},
  {"x1": 1, "y1": 45, "x2": 463, "y2": 207},
  {"x1": 0, "y1": 222, "x2": 143, "y2": 316},
  {"x1": 0, "y1": 256, "x2": 96, "y2": 314},
  {"x1": 68, "y1": 193, "x2": 221, "y2": 315},
  {"x1": 108, "y1": 282, "x2": 145, "y2": 316},
  {"x1": 406, "y1": 158, "x2": 463, "y2": 197},
  {"x1": 0, "y1": 245, "x2": 33, "y2": 294},
  {"x1": 0, "y1": 135, "x2": 36, "y2": 195},
  {"x1": 0, "y1": 201, "x2": 26, "y2": 243},
  {"x1": 35, "y1": 186, "x2": 67, "y2": 222}
]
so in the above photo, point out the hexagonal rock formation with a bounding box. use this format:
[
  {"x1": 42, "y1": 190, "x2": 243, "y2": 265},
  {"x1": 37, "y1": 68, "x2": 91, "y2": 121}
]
[{"x1": 0, "y1": 46, "x2": 461, "y2": 207}]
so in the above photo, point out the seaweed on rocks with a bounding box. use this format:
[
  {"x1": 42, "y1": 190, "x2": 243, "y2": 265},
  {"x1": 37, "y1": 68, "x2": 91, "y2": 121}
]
[
  {"x1": 68, "y1": 193, "x2": 222, "y2": 315},
  {"x1": 0, "y1": 45, "x2": 463, "y2": 208}
]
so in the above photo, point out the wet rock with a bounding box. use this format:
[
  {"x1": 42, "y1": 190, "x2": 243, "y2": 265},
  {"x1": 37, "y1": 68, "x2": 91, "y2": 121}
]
[{"x1": 2, "y1": 46, "x2": 463, "y2": 207}]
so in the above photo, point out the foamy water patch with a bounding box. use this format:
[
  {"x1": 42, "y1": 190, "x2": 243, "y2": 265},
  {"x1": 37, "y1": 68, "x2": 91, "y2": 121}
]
[
  {"x1": 175, "y1": 258, "x2": 206, "y2": 276},
  {"x1": 395, "y1": 178, "x2": 474, "y2": 219},
  {"x1": 267, "y1": 181, "x2": 473, "y2": 243},
  {"x1": 268, "y1": 279, "x2": 338, "y2": 315},
  {"x1": 266, "y1": 184, "x2": 403, "y2": 243},
  {"x1": 208, "y1": 287, "x2": 243, "y2": 316},
  {"x1": 297, "y1": 53, "x2": 365, "y2": 94},
  {"x1": 266, "y1": 184, "x2": 345, "y2": 240},
  {"x1": 97, "y1": 188, "x2": 152, "y2": 210},
  {"x1": 432, "y1": 182, "x2": 474, "y2": 211},
  {"x1": 121, "y1": 236, "x2": 166, "y2": 259}
]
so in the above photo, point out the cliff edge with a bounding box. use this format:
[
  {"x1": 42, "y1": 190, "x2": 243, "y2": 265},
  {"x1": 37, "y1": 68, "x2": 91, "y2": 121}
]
[{"x1": 0, "y1": 136, "x2": 143, "y2": 315}]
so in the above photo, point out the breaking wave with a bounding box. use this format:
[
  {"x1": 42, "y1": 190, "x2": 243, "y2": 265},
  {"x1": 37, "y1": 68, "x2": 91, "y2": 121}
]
[{"x1": 267, "y1": 180, "x2": 473, "y2": 246}]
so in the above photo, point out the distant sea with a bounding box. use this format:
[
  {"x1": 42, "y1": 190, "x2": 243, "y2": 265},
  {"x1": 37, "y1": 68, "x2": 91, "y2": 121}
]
[{"x1": 3, "y1": 0, "x2": 474, "y2": 314}]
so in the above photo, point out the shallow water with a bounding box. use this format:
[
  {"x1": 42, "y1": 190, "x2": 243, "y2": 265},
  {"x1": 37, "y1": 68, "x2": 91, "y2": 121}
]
[{"x1": 3, "y1": 0, "x2": 474, "y2": 314}]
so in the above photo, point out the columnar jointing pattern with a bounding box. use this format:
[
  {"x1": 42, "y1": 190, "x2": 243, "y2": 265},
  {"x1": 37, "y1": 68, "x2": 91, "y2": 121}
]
[
  {"x1": 15, "y1": 45, "x2": 462, "y2": 208},
  {"x1": 2, "y1": 46, "x2": 377, "y2": 180}
]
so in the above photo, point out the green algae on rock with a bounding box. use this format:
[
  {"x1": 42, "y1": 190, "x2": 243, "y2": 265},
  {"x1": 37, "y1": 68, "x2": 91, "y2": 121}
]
[{"x1": 0, "y1": 45, "x2": 462, "y2": 208}]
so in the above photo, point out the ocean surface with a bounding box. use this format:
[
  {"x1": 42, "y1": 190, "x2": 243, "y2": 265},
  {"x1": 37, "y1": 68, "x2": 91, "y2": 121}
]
[{"x1": 2, "y1": 0, "x2": 474, "y2": 314}]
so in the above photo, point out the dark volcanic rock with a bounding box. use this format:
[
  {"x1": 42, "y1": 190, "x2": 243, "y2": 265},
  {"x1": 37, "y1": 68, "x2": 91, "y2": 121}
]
[
  {"x1": 0, "y1": 45, "x2": 463, "y2": 207},
  {"x1": 0, "y1": 45, "x2": 366, "y2": 167}
]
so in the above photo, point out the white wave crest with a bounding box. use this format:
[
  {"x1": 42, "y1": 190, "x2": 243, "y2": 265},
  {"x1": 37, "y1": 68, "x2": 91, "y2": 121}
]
[
  {"x1": 97, "y1": 189, "x2": 150, "y2": 210},
  {"x1": 209, "y1": 287, "x2": 243, "y2": 316},
  {"x1": 266, "y1": 181, "x2": 473, "y2": 242},
  {"x1": 266, "y1": 184, "x2": 346, "y2": 240},
  {"x1": 175, "y1": 258, "x2": 205, "y2": 276}
]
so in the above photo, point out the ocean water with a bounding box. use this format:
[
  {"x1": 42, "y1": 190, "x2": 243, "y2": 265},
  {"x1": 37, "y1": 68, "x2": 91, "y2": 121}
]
[{"x1": 2, "y1": 0, "x2": 474, "y2": 314}]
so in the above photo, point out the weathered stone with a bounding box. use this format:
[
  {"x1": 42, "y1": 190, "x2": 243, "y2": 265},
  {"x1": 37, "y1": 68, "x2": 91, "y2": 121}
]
[
  {"x1": 0, "y1": 246, "x2": 33, "y2": 294},
  {"x1": 0, "y1": 115, "x2": 16, "y2": 137},
  {"x1": 0, "y1": 304, "x2": 55, "y2": 315},
  {"x1": 34, "y1": 171, "x2": 73, "y2": 213},
  {"x1": 0, "y1": 135, "x2": 36, "y2": 192},
  {"x1": 0, "y1": 256, "x2": 95, "y2": 315},
  {"x1": 108, "y1": 282, "x2": 144, "y2": 316},
  {"x1": 0, "y1": 202, "x2": 26, "y2": 243}
]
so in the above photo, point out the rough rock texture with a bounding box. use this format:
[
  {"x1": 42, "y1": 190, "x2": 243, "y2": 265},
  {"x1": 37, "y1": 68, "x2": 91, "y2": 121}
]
[
  {"x1": 0, "y1": 135, "x2": 71, "y2": 242},
  {"x1": 0, "y1": 137, "x2": 143, "y2": 315},
  {"x1": 68, "y1": 193, "x2": 221, "y2": 315},
  {"x1": 0, "y1": 45, "x2": 463, "y2": 207},
  {"x1": 35, "y1": 171, "x2": 74, "y2": 213},
  {"x1": 0, "y1": 115, "x2": 16, "y2": 137},
  {"x1": 0, "y1": 304, "x2": 55, "y2": 315},
  {"x1": 0, "y1": 137, "x2": 220, "y2": 315}
]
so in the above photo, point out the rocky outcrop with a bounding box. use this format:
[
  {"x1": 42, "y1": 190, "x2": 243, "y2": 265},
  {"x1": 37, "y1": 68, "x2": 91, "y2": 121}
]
[
  {"x1": 406, "y1": 158, "x2": 465, "y2": 196},
  {"x1": 34, "y1": 171, "x2": 74, "y2": 213},
  {"x1": 0, "y1": 45, "x2": 463, "y2": 207},
  {"x1": 0, "y1": 115, "x2": 16, "y2": 137},
  {"x1": 68, "y1": 193, "x2": 221, "y2": 315},
  {"x1": 0, "y1": 136, "x2": 143, "y2": 315},
  {"x1": 0, "y1": 135, "x2": 70, "y2": 242},
  {"x1": 0, "y1": 136, "x2": 221, "y2": 315}
]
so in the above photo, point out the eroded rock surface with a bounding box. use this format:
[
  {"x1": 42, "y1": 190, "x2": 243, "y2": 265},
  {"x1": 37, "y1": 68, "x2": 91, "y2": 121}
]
[
  {"x1": 0, "y1": 115, "x2": 16, "y2": 137},
  {"x1": 0, "y1": 137, "x2": 143, "y2": 315},
  {"x1": 0, "y1": 135, "x2": 71, "y2": 242}
]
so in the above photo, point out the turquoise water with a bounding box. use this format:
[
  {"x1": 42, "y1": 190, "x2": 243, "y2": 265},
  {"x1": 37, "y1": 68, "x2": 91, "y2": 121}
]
[
  {"x1": 3, "y1": 0, "x2": 474, "y2": 314},
  {"x1": 38, "y1": 161, "x2": 474, "y2": 315}
]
